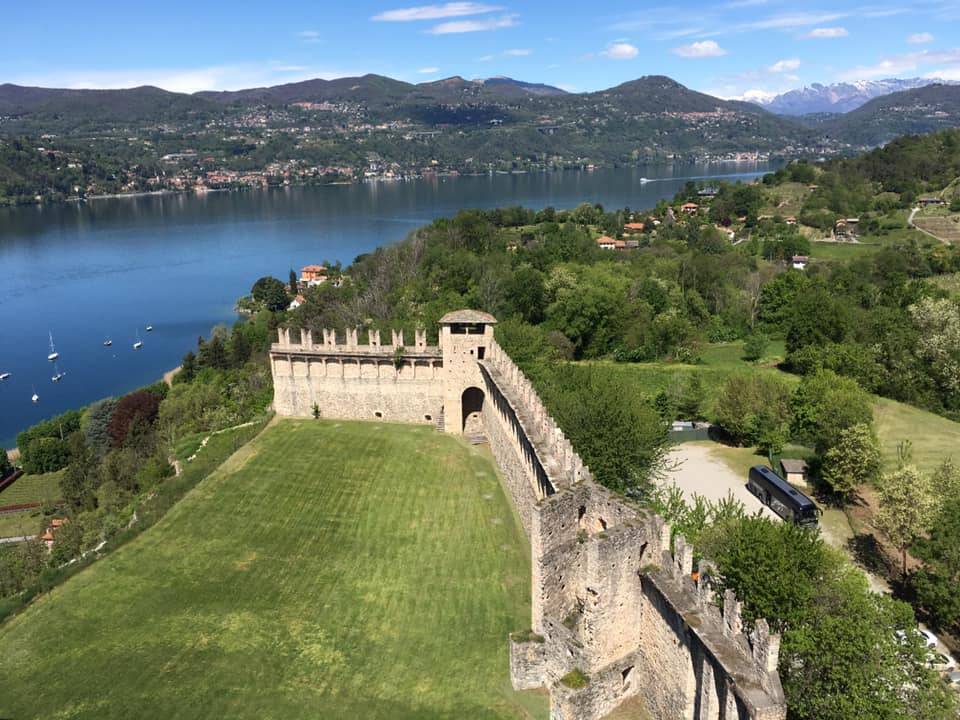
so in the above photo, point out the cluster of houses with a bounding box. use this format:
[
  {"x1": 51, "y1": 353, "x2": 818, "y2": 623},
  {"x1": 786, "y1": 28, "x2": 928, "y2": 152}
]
[{"x1": 833, "y1": 218, "x2": 860, "y2": 241}]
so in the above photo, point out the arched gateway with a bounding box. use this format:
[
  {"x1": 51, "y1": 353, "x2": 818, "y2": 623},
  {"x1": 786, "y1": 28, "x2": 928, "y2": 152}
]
[{"x1": 461, "y1": 386, "x2": 485, "y2": 434}]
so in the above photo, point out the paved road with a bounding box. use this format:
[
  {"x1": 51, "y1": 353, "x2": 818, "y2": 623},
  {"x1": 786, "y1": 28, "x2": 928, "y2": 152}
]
[
  {"x1": 662, "y1": 443, "x2": 777, "y2": 520},
  {"x1": 0, "y1": 535, "x2": 35, "y2": 544}
]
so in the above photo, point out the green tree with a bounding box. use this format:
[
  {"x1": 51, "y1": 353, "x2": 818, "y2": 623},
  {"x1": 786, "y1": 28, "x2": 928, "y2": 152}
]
[
  {"x1": 820, "y1": 423, "x2": 881, "y2": 500},
  {"x1": 251, "y1": 276, "x2": 289, "y2": 313},
  {"x1": 0, "y1": 451, "x2": 12, "y2": 478},
  {"x1": 676, "y1": 373, "x2": 706, "y2": 422},
  {"x1": 288, "y1": 268, "x2": 299, "y2": 295},
  {"x1": 83, "y1": 397, "x2": 117, "y2": 457},
  {"x1": 714, "y1": 373, "x2": 792, "y2": 448},
  {"x1": 743, "y1": 331, "x2": 770, "y2": 362},
  {"x1": 875, "y1": 465, "x2": 938, "y2": 579},
  {"x1": 22, "y1": 437, "x2": 69, "y2": 474},
  {"x1": 790, "y1": 371, "x2": 873, "y2": 456},
  {"x1": 913, "y1": 496, "x2": 960, "y2": 631},
  {"x1": 535, "y1": 365, "x2": 668, "y2": 497}
]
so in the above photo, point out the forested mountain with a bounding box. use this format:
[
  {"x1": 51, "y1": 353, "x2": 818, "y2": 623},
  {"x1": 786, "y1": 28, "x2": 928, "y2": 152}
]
[{"x1": 821, "y1": 84, "x2": 960, "y2": 146}]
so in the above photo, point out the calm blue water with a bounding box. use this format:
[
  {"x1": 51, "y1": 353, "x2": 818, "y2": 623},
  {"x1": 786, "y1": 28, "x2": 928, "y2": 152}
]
[{"x1": 0, "y1": 162, "x2": 774, "y2": 447}]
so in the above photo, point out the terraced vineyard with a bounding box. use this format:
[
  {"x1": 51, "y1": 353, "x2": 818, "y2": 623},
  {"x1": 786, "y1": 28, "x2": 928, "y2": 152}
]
[
  {"x1": 912, "y1": 215, "x2": 960, "y2": 244},
  {"x1": 0, "y1": 420, "x2": 542, "y2": 720}
]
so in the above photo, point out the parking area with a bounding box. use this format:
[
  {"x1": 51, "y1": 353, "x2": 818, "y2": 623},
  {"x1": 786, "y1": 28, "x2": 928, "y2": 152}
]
[{"x1": 662, "y1": 442, "x2": 778, "y2": 520}]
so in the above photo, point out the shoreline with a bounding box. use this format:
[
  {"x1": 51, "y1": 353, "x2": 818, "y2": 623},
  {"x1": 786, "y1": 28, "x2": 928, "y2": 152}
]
[{"x1": 8, "y1": 159, "x2": 777, "y2": 209}]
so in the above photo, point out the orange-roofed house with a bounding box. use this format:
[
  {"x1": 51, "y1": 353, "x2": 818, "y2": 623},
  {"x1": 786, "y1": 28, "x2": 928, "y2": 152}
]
[
  {"x1": 595, "y1": 235, "x2": 617, "y2": 250},
  {"x1": 300, "y1": 264, "x2": 328, "y2": 287},
  {"x1": 681, "y1": 202, "x2": 699, "y2": 214},
  {"x1": 623, "y1": 222, "x2": 645, "y2": 233}
]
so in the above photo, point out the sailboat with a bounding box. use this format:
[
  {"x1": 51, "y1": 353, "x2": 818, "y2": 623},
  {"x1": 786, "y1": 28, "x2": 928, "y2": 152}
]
[
  {"x1": 0, "y1": 372, "x2": 10, "y2": 381},
  {"x1": 103, "y1": 338, "x2": 113, "y2": 347},
  {"x1": 51, "y1": 362, "x2": 66, "y2": 382},
  {"x1": 145, "y1": 325, "x2": 154, "y2": 332},
  {"x1": 31, "y1": 386, "x2": 39, "y2": 404},
  {"x1": 133, "y1": 330, "x2": 143, "y2": 350},
  {"x1": 47, "y1": 332, "x2": 59, "y2": 362}
]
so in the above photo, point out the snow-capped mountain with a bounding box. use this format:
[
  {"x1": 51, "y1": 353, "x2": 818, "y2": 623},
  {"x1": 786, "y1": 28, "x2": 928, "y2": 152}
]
[{"x1": 754, "y1": 78, "x2": 956, "y2": 115}]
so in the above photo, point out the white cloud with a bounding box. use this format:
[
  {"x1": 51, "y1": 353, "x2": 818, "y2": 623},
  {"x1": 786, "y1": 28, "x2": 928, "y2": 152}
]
[
  {"x1": 427, "y1": 13, "x2": 516, "y2": 33},
  {"x1": 417, "y1": 66, "x2": 440, "y2": 73},
  {"x1": 476, "y1": 54, "x2": 495, "y2": 61},
  {"x1": 8, "y1": 64, "x2": 362, "y2": 94},
  {"x1": 601, "y1": 42, "x2": 639, "y2": 60},
  {"x1": 768, "y1": 58, "x2": 800, "y2": 73},
  {"x1": 908, "y1": 32, "x2": 934, "y2": 45},
  {"x1": 928, "y1": 67, "x2": 960, "y2": 81},
  {"x1": 740, "y1": 88, "x2": 778, "y2": 102},
  {"x1": 673, "y1": 40, "x2": 727, "y2": 58},
  {"x1": 297, "y1": 30, "x2": 321, "y2": 43},
  {"x1": 504, "y1": 48, "x2": 532, "y2": 56},
  {"x1": 837, "y1": 48, "x2": 960, "y2": 81},
  {"x1": 804, "y1": 27, "x2": 849, "y2": 39},
  {"x1": 372, "y1": 3, "x2": 499, "y2": 22}
]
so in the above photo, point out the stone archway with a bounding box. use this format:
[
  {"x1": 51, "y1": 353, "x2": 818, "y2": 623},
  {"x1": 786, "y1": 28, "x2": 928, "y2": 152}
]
[{"x1": 461, "y1": 386, "x2": 485, "y2": 435}]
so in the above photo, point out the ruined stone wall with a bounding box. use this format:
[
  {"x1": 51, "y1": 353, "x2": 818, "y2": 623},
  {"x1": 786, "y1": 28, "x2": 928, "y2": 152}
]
[{"x1": 270, "y1": 327, "x2": 443, "y2": 424}]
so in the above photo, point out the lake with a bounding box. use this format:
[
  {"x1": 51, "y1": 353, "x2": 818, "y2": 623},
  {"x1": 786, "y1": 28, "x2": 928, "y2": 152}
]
[{"x1": 0, "y1": 162, "x2": 775, "y2": 447}]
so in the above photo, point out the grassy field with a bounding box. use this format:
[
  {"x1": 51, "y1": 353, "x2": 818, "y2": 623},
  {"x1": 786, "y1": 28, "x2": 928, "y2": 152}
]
[
  {"x1": 0, "y1": 420, "x2": 543, "y2": 720},
  {"x1": 873, "y1": 397, "x2": 960, "y2": 473}
]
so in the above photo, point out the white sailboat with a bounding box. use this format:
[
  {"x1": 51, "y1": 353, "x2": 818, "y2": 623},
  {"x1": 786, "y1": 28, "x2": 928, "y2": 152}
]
[
  {"x1": 133, "y1": 330, "x2": 143, "y2": 350},
  {"x1": 103, "y1": 338, "x2": 113, "y2": 347},
  {"x1": 0, "y1": 372, "x2": 10, "y2": 381},
  {"x1": 31, "y1": 386, "x2": 39, "y2": 403},
  {"x1": 47, "y1": 332, "x2": 59, "y2": 362},
  {"x1": 51, "y1": 362, "x2": 66, "y2": 382},
  {"x1": 145, "y1": 325, "x2": 154, "y2": 332}
]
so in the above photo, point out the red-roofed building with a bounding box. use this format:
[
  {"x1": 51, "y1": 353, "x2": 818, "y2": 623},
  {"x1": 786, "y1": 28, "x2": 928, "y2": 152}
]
[
  {"x1": 681, "y1": 202, "x2": 699, "y2": 214},
  {"x1": 300, "y1": 264, "x2": 328, "y2": 287},
  {"x1": 623, "y1": 222, "x2": 645, "y2": 233},
  {"x1": 595, "y1": 235, "x2": 617, "y2": 250}
]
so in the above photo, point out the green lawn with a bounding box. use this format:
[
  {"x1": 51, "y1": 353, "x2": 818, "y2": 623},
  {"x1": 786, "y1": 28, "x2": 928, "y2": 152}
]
[
  {"x1": 0, "y1": 420, "x2": 542, "y2": 720},
  {"x1": 873, "y1": 397, "x2": 960, "y2": 474},
  {"x1": 581, "y1": 339, "x2": 792, "y2": 419}
]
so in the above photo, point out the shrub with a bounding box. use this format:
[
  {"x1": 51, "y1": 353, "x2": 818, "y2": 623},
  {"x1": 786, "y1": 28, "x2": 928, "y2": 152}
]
[
  {"x1": 560, "y1": 668, "x2": 590, "y2": 689},
  {"x1": 714, "y1": 373, "x2": 792, "y2": 449}
]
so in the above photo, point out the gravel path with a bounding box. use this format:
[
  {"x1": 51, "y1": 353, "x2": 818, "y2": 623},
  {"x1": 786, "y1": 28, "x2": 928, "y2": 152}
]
[{"x1": 663, "y1": 444, "x2": 778, "y2": 520}]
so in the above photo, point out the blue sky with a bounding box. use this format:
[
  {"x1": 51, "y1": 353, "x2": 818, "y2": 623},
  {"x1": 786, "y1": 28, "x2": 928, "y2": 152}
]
[{"x1": 2, "y1": 1, "x2": 959, "y2": 99}]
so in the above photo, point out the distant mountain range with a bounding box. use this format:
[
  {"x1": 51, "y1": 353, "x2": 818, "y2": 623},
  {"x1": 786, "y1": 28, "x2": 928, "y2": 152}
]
[
  {"x1": 2, "y1": 73, "x2": 960, "y2": 152},
  {"x1": 752, "y1": 78, "x2": 957, "y2": 116}
]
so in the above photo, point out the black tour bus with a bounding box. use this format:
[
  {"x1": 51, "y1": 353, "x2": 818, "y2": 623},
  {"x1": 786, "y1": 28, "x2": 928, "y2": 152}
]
[{"x1": 747, "y1": 465, "x2": 819, "y2": 527}]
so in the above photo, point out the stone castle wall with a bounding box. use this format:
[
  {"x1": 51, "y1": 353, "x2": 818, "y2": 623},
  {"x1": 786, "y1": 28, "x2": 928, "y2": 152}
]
[
  {"x1": 271, "y1": 327, "x2": 444, "y2": 425},
  {"x1": 269, "y1": 314, "x2": 787, "y2": 720},
  {"x1": 480, "y1": 338, "x2": 786, "y2": 720}
]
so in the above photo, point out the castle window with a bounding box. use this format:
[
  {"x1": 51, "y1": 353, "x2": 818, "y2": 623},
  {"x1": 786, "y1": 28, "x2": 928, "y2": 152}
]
[
  {"x1": 424, "y1": 414, "x2": 432, "y2": 421},
  {"x1": 621, "y1": 666, "x2": 633, "y2": 688},
  {"x1": 477, "y1": 346, "x2": 485, "y2": 359},
  {"x1": 375, "y1": 411, "x2": 383, "y2": 419}
]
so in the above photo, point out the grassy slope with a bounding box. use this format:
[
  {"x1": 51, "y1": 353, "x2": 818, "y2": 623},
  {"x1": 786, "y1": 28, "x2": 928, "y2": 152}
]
[
  {"x1": 0, "y1": 420, "x2": 542, "y2": 720},
  {"x1": 0, "y1": 471, "x2": 64, "y2": 537}
]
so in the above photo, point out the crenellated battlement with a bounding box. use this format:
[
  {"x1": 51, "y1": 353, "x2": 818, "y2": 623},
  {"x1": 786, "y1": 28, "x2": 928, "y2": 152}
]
[{"x1": 272, "y1": 326, "x2": 437, "y2": 356}]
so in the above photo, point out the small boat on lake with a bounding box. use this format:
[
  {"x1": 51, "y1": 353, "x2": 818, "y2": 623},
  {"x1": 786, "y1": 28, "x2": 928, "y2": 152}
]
[
  {"x1": 0, "y1": 372, "x2": 10, "y2": 381},
  {"x1": 47, "y1": 332, "x2": 59, "y2": 362},
  {"x1": 146, "y1": 325, "x2": 154, "y2": 332},
  {"x1": 51, "y1": 363, "x2": 66, "y2": 382},
  {"x1": 103, "y1": 338, "x2": 113, "y2": 347},
  {"x1": 31, "y1": 387, "x2": 39, "y2": 403},
  {"x1": 133, "y1": 330, "x2": 143, "y2": 350}
]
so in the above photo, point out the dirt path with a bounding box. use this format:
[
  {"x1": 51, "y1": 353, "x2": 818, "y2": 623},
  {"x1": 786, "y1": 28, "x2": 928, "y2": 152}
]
[{"x1": 162, "y1": 366, "x2": 181, "y2": 387}]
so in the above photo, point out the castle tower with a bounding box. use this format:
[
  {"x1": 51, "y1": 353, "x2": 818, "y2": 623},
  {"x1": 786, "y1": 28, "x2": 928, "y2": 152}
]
[{"x1": 438, "y1": 309, "x2": 496, "y2": 435}]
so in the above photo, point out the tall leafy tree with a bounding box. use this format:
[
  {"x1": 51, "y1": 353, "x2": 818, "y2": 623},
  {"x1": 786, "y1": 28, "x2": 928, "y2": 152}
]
[{"x1": 875, "y1": 465, "x2": 937, "y2": 579}]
